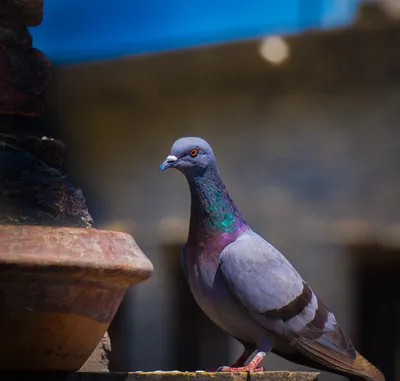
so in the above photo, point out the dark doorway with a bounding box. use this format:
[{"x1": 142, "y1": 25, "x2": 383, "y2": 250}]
[{"x1": 351, "y1": 242, "x2": 400, "y2": 381}]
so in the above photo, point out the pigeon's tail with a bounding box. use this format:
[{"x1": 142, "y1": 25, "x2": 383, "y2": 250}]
[
  {"x1": 346, "y1": 352, "x2": 385, "y2": 381},
  {"x1": 294, "y1": 332, "x2": 385, "y2": 381}
]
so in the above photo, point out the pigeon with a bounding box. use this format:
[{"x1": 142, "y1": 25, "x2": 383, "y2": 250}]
[{"x1": 160, "y1": 137, "x2": 385, "y2": 381}]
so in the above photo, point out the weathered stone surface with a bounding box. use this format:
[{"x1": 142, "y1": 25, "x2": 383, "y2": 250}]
[
  {"x1": 129, "y1": 372, "x2": 319, "y2": 381},
  {"x1": 0, "y1": 0, "x2": 43, "y2": 27},
  {"x1": 0, "y1": 25, "x2": 32, "y2": 47},
  {"x1": 0, "y1": 134, "x2": 93, "y2": 227},
  {"x1": 0, "y1": 372, "x2": 320, "y2": 381},
  {"x1": 79, "y1": 332, "x2": 112, "y2": 372},
  {"x1": 0, "y1": 45, "x2": 52, "y2": 116},
  {"x1": 0, "y1": 133, "x2": 66, "y2": 169}
]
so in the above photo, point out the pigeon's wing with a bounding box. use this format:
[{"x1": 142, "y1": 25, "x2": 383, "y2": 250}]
[
  {"x1": 181, "y1": 243, "x2": 189, "y2": 283},
  {"x1": 219, "y1": 230, "x2": 358, "y2": 365},
  {"x1": 219, "y1": 230, "x2": 319, "y2": 334}
]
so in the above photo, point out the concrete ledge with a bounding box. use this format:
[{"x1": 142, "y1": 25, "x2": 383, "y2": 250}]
[{"x1": 0, "y1": 371, "x2": 320, "y2": 381}]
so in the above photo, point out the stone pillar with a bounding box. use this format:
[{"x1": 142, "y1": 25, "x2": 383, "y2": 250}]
[
  {"x1": 0, "y1": 0, "x2": 110, "y2": 372},
  {"x1": 0, "y1": 1, "x2": 49, "y2": 117}
]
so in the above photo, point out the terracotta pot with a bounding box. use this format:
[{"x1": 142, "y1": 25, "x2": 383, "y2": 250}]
[{"x1": 0, "y1": 225, "x2": 153, "y2": 371}]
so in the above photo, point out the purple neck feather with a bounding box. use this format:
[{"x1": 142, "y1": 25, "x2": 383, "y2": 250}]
[{"x1": 186, "y1": 165, "x2": 247, "y2": 246}]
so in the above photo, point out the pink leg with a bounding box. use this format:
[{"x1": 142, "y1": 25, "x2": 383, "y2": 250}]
[{"x1": 217, "y1": 351, "x2": 266, "y2": 372}]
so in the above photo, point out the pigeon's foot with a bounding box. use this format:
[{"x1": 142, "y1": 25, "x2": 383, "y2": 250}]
[
  {"x1": 216, "y1": 351, "x2": 266, "y2": 373},
  {"x1": 205, "y1": 352, "x2": 249, "y2": 372},
  {"x1": 217, "y1": 366, "x2": 264, "y2": 372}
]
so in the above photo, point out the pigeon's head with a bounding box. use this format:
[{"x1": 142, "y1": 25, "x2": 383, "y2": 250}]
[{"x1": 160, "y1": 137, "x2": 216, "y2": 176}]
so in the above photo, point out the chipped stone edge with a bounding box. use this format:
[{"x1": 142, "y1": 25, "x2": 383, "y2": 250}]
[
  {"x1": 0, "y1": 371, "x2": 320, "y2": 381},
  {"x1": 127, "y1": 371, "x2": 320, "y2": 379}
]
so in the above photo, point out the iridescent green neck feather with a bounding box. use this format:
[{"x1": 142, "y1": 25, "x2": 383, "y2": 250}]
[{"x1": 187, "y1": 165, "x2": 246, "y2": 239}]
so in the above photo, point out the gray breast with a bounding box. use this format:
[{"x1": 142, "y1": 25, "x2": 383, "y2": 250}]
[{"x1": 187, "y1": 252, "x2": 268, "y2": 347}]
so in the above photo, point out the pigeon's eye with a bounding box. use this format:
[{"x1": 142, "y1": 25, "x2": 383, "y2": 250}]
[{"x1": 189, "y1": 148, "x2": 199, "y2": 157}]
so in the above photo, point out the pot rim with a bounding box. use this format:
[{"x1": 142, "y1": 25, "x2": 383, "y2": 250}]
[{"x1": 0, "y1": 225, "x2": 154, "y2": 284}]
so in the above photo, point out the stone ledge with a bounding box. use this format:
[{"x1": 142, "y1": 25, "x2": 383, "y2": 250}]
[{"x1": 0, "y1": 371, "x2": 320, "y2": 381}]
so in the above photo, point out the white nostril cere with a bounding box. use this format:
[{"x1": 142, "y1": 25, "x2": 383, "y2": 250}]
[{"x1": 166, "y1": 155, "x2": 178, "y2": 162}]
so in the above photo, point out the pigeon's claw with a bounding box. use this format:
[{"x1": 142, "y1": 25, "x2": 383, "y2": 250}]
[
  {"x1": 217, "y1": 351, "x2": 266, "y2": 373},
  {"x1": 205, "y1": 351, "x2": 250, "y2": 372},
  {"x1": 217, "y1": 365, "x2": 264, "y2": 373}
]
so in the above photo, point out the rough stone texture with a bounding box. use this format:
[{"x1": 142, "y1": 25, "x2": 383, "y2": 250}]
[
  {"x1": 0, "y1": 45, "x2": 52, "y2": 116},
  {"x1": 0, "y1": 25, "x2": 32, "y2": 47},
  {"x1": 80, "y1": 332, "x2": 112, "y2": 373},
  {"x1": 0, "y1": 133, "x2": 66, "y2": 170},
  {"x1": 131, "y1": 373, "x2": 319, "y2": 381},
  {"x1": 0, "y1": 134, "x2": 92, "y2": 227},
  {"x1": 0, "y1": 372, "x2": 319, "y2": 381},
  {"x1": 0, "y1": 0, "x2": 43, "y2": 27}
]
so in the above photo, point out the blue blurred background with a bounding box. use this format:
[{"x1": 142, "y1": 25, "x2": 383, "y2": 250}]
[{"x1": 31, "y1": 0, "x2": 360, "y2": 64}]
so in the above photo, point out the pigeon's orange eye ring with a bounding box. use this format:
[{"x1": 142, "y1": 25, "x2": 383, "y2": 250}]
[{"x1": 189, "y1": 148, "x2": 199, "y2": 157}]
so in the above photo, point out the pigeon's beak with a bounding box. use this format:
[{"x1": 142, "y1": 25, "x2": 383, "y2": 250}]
[{"x1": 159, "y1": 155, "x2": 178, "y2": 172}]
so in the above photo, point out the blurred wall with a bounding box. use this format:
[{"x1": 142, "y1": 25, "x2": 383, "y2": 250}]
[{"x1": 52, "y1": 5, "x2": 400, "y2": 380}]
